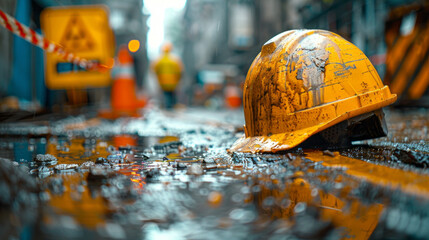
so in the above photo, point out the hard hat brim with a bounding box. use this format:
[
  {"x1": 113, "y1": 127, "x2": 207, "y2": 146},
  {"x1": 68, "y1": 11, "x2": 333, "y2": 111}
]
[{"x1": 230, "y1": 86, "x2": 397, "y2": 153}]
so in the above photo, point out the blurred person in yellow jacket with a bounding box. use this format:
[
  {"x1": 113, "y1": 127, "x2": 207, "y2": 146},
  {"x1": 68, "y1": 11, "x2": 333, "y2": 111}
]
[{"x1": 152, "y1": 42, "x2": 183, "y2": 109}]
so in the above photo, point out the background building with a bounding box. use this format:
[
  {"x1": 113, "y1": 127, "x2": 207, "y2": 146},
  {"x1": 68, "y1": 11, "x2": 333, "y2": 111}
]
[{"x1": 0, "y1": 0, "x2": 426, "y2": 110}]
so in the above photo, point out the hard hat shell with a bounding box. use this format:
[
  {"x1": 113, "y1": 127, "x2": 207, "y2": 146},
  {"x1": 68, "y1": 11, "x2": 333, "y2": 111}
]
[{"x1": 230, "y1": 29, "x2": 397, "y2": 153}]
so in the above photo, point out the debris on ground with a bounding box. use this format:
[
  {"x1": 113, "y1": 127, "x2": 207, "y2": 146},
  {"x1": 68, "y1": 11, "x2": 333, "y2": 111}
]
[{"x1": 0, "y1": 107, "x2": 427, "y2": 239}]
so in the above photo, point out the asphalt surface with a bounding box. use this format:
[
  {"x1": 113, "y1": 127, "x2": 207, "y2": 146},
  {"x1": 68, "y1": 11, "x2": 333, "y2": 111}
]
[{"x1": 0, "y1": 106, "x2": 428, "y2": 240}]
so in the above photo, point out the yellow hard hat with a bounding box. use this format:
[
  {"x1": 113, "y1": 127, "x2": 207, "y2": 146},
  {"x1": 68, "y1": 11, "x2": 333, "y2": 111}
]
[
  {"x1": 161, "y1": 42, "x2": 173, "y2": 53},
  {"x1": 230, "y1": 29, "x2": 397, "y2": 153}
]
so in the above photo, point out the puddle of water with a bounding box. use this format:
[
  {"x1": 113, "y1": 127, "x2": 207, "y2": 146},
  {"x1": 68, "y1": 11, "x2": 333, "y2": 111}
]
[{"x1": 0, "y1": 108, "x2": 428, "y2": 239}]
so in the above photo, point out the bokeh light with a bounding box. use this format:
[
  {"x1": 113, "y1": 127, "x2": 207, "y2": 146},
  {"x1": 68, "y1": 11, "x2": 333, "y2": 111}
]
[{"x1": 128, "y1": 39, "x2": 140, "y2": 53}]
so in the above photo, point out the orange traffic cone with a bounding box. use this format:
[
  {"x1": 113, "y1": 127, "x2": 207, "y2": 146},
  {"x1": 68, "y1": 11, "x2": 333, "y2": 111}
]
[
  {"x1": 113, "y1": 134, "x2": 137, "y2": 148},
  {"x1": 224, "y1": 84, "x2": 242, "y2": 109},
  {"x1": 99, "y1": 46, "x2": 146, "y2": 118}
]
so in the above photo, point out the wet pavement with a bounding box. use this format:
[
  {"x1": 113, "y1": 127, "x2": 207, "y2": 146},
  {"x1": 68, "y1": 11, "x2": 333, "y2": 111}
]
[{"x1": 0, "y1": 107, "x2": 428, "y2": 240}]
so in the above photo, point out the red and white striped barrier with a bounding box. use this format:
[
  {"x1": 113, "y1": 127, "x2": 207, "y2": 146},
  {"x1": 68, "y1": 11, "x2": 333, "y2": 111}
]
[{"x1": 0, "y1": 8, "x2": 108, "y2": 72}]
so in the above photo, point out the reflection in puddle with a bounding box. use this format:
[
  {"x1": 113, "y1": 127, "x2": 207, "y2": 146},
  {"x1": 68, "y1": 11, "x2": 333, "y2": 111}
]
[{"x1": 0, "y1": 132, "x2": 428, "y2": 239}]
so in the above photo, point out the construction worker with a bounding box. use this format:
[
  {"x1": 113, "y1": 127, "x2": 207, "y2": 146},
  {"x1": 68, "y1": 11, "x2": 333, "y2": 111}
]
[
  {"x1": 230, "y1": 29, "x2": 397, "y2": 153},
  {"x1": 152, "y1": 42, "x2": 183, "y2": 109}
]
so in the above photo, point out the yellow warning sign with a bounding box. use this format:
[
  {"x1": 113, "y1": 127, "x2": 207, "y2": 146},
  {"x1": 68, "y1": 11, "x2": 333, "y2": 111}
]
[
  {"x1": 41, "y1": 6, "x2": 114, "y2": 89},
  {"x1": 60, "y1": 14, "x2": 95, "y2": 52}
]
